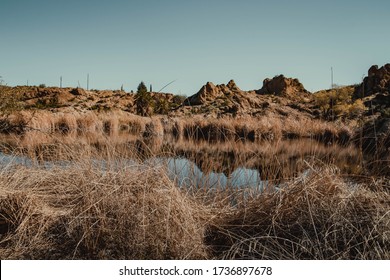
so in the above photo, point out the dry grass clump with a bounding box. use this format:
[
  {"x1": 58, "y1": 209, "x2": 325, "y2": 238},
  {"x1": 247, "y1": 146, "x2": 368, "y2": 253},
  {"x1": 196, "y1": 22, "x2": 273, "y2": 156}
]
[
  {"x1": 181, "y1": 118, "x2": 235, "y2": 143},
  {"x1": 55, "y1": 114, "x2": 78, "y2": 135},
  {"x1": 0, "y1": 112, "x2": 28, "y2": 134},
  {"x1": 172, "y1": 118, "x2": 184, "y2": 140},
  {"x1": 0, "y1": 162, "x2": 209, "y2": 259},
  {"x1": 179, "y1": 116, "x2": 280, "y2": 143},
  {"x1": 1, "y1": 110, "x2": 354, "y2": 152},
  {"x1": 101, "y1": 116, "x2": 119, "y2": 136},
  {"x1": 171, "y1": 115, "x2": 352, "y2": 146},
  {"x1": 0, "y1": 154, "x2": 387, "y2": 260},
  {"x1": 143, "y1": 117, "x2": 164, "y2": 139},
  {"x1": 206, "y1": 166, "x2": 390, "y2": 259},
  {"x1": 0, "y1": 111, "x2": 152, "y2": 157},
  {"x1": 3, "y1": 110, "x2": 148, "y2": 137}
]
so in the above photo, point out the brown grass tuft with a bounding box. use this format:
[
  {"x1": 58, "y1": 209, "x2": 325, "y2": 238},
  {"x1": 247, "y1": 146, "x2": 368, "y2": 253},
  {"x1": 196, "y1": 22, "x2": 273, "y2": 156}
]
[
  {"x1": 206, "y1": 166, "x2": 389, "y2": 259},
  {"x1": 0, "y1": 163, "x2": 209, "y2": 259}
]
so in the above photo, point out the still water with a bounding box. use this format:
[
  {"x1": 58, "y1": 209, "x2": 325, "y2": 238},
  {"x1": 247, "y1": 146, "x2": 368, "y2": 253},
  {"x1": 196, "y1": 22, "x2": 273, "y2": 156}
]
[
  {"x1": 0, "y1": 137, "x2": 361, "y2": 190},
  {"x1": 153, "y1": 157, "x2": 266, "y2": 190},
  {"x1": 0, "y1": 152, "x2": 266, "y2": 189}
]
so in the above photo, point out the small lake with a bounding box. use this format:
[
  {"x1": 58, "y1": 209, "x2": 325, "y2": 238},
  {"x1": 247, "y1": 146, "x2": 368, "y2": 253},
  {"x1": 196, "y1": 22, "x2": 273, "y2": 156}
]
[
  {"x1": 0, "y1": 152, "x2": 268, "y2": 190},
  {"x1": 0, "y1": 137, "x2": 362, "y2": 190}
]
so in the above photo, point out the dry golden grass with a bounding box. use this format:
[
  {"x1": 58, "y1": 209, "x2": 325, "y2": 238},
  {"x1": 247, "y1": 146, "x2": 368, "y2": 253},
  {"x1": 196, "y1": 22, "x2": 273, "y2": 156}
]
[
  {"x1": 171, "y1": 115, "x2": 352, "y2": 145},
  {"x1": 1, "y1": 110, "x2": 354, "y2": 157},
  {"x1": 0, "y1": 149, "x2": 388, "y2": 260},
  {"x1": 4, "y1": 110, "x2": 148, "y2": 137},
  {"x1": 0, "y1": 110, "x2": 151, "y2": 159},
  {"x1": 0, "y1": 160, "x2": 209, "y2": 259},
  {"x1": 206, "y1": 165, "x2": 390, "y2": 259},
  {"x1": 0, "y1": 110, "x2": 387, "y2": 260}
]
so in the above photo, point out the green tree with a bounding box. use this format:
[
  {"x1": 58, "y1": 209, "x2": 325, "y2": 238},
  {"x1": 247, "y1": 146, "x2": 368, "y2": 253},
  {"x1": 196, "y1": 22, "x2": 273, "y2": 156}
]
[
  {"x1": 135, "y1": 81, "x2": 154, "y2": 116},
  {"x1": 137, "y1": 81, "x2": 147, "y2": 94}
]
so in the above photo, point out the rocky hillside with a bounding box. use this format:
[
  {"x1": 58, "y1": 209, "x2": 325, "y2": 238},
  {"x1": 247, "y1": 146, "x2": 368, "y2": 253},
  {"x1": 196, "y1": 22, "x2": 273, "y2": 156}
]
[
  {"x1": 177, "y1": 76, "x2": 314, "y2": 119},
  {"x1": 0, "y1": 86, "x2": 178, "y2": 114},
  {"x1": 353, "y1": 64, "x2": 390, "y2": 116},
  {"x1": 0, "y1": 75, "x2": 318, "y2": 120},
  {"x1": 2, "y1": 64, "x2": 390, "y2": 122}
]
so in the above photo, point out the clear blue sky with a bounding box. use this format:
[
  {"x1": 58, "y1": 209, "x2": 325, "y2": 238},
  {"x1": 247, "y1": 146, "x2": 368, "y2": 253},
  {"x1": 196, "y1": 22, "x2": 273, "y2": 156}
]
[{"x1": 1, "y1": 0, "x2": 389, "y2": 95}]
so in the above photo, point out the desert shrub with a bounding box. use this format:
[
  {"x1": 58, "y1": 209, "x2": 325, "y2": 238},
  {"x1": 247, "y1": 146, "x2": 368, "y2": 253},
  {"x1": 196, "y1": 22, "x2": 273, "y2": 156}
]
[
  {"x1": 33, "y1": 95, "x2": 60, "y2": 109},
  {"x1": 172, "y1": 95, "x2": 186, "y2": 107},
  {"x1": 0, "y1": 86, "x2": 23, "y2": 114},
  {"x1": 347, "y1": 99, "x2": 365, "y2": 117},
  {"x1": 154, "y1": 98, "x2": 170, "y2": 115},
  {"x1": 314, "y1": 86, "x2": 362, "y2": 119},
  {"x1": 0, "y1": 86, "x2": 26, "y2": 132},
  {"x1": 135, "y1": 82, "x2": 154, "y2": 116},
  {"x1": 89, "y1": 104, "x2": 110, "y2": 112}
]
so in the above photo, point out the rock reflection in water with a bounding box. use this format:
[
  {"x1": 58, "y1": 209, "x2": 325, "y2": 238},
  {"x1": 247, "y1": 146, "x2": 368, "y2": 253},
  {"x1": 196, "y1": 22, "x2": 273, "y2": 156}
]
[
  {"x1": 170, "y1": 139, "x2": 360, "y2": 177},
  {"x1": 164, "y1": 157, "x2": 265, "y2": 190},
  {"x1": 0, "y1": 134, "x2": 362, "y2": 191}
]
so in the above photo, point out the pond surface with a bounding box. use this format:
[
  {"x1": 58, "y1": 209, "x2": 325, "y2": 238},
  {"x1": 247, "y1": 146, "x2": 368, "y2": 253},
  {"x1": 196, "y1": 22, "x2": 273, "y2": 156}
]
[
  {"x1": 0, "y1": 137, "x2": 362, "y2": 190},
  {"x1": 155, "y1": 157, "x2": 267, "y2": 190},
  {"x1": 0, "y1": 151, "x2": 267, "y2": 189}
]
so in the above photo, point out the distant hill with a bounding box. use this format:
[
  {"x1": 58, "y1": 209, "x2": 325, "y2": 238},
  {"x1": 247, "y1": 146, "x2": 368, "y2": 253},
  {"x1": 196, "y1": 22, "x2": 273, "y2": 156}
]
[{"x1": 1, "y1": 64, "x2": 390, "y2": 122}]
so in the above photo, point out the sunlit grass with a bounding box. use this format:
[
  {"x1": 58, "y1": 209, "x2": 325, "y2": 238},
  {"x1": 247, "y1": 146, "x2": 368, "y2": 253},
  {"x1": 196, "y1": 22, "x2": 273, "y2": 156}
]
[{"x1": 0, "y1": 110, "x2": 388, "y2": 259}]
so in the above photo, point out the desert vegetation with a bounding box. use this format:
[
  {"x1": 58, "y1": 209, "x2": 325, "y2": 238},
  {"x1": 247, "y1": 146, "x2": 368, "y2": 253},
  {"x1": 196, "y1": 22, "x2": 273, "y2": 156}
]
[
  {"x1": 0, "y1": 148, "x2": 388, "y2": 259},
  {"x1": 0, "y1": 65, "x2": 389, "y2": 259},
  {"x1": 314, "y1": 86, "x2": 365, "y2": 120}
]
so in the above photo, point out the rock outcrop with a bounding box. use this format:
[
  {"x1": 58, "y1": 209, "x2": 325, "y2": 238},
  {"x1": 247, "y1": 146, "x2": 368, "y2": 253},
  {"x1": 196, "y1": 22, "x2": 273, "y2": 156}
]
[
  {"x1": 183, "y1": 80, "x2": 241, "y2": 106},
  {"x1": 354, "y1": 64, "x2": 390, "y2": 98},
  {"x1": 181, "y1": 80, "x2": 266, "y2": 116},
  {"x1": 177, "y1": 78, "x2": 315, "y2": 118},
  {"x1": 352, "y1": 64, "x2": 390, "y2": 115},
  {"x1": 256, "y1": 75, "x2": 309, "y2": 97}
]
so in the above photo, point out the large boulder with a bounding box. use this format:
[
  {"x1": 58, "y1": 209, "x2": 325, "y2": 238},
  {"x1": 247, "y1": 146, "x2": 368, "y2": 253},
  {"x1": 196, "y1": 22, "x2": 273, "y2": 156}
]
[
  {"x1": 256, "y1": 75, "x2": 309, "y2": 97},
  {"x1": 354, "y1": 64, "x2": 390, "y2": 99}
]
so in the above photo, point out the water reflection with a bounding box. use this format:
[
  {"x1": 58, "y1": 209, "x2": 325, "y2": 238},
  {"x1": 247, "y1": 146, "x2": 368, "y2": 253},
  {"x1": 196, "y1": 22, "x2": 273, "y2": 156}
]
[
  {"x1": 0, "y1": 136, "x2": 362, "y2": 190},
  {"x1": 0, "y1": 151, "x2": 269, "y2": 190},
  {"x1": 165, "y1": 157, "x2": 263, "y2": 189}
]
